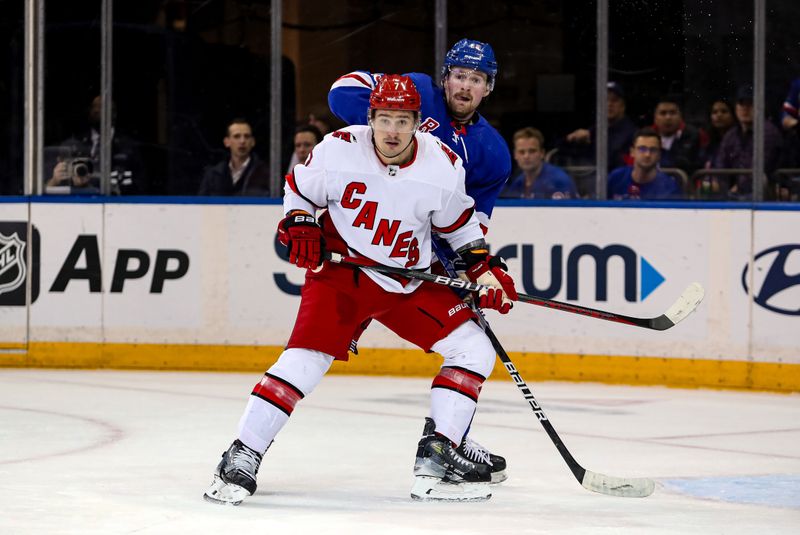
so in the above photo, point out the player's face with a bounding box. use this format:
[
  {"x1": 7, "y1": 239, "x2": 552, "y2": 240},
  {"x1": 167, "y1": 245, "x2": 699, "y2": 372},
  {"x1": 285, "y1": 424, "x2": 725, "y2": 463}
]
[
  {"x1": 443, "y1": 67, "x2": 490, "y2": 122},
  {"x1": 371, "y1": 109, "x2": 417, "y2": 162},
  {"x1": 514, "y1": 137, "x2": 544, "y2": 173},
  {"x1": 630, "y1": 136, "x2": 661, "y2": 171},
  {"x1": 654, "y1": 103, "x2": 682, "y2": 135},
  {"x1": 224, "y1": 123, "x2": 255, "y2": 158}
]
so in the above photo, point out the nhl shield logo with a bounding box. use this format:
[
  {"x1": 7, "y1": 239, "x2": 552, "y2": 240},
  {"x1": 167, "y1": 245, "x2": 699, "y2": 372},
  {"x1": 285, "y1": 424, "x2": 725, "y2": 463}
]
[{"x1": 0, "y1": 232, "x2": 26, "y2": 297}]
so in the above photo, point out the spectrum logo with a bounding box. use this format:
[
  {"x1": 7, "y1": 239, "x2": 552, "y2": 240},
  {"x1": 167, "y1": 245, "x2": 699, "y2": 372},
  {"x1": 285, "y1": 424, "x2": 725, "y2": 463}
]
[{"x1": 494, "y1": 243, "x2": 665, "y2": 302}]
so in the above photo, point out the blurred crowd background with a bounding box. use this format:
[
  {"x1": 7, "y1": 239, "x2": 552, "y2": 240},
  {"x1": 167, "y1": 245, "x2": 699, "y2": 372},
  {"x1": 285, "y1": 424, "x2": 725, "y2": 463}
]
[{"x1": 1, "y1": 0, "x2": 798, "y2": 201}]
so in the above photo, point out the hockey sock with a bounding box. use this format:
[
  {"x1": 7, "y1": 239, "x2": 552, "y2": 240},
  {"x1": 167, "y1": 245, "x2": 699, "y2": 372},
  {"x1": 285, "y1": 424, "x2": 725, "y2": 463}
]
[
  {"x1": 429, "y1": 321, "x2": 495, "y2": 444},
  {"x1": 237, "y1": 348, "x2": 333, "y2": 452},
  {"x1": 429, "y1": 366, "x2": 485, "y2": 444}
]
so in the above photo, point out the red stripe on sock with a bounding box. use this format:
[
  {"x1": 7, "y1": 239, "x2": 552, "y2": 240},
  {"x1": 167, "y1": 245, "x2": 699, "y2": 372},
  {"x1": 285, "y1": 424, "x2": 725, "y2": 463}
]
[
  {"x1": 251, "y1": 375, "x2": 303, "y2": 415},
  {"x1": 431, "y1": 367, "x2": 484, "y2": 401}
]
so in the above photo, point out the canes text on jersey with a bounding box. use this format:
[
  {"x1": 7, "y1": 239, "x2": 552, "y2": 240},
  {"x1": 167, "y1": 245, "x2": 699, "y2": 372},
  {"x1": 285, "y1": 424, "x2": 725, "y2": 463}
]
[{"x1": 341, "y1": 181, "x2": 420, "y2": 268}]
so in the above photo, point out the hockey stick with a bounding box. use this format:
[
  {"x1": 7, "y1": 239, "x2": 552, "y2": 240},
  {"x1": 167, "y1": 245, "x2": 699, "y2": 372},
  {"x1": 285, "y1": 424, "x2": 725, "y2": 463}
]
[
  {"x1": 473, "y1": 308, "x2": 655, "y2": 497},
  {"x1": 325, "y1": 252, "x2": 704, "y2": 331},
  {"x1": 326, "y1": 249, "x2": 656, "y2": 497},
  {"x1": 422, "y1": 243, "x2": 656, "y2": 498}
]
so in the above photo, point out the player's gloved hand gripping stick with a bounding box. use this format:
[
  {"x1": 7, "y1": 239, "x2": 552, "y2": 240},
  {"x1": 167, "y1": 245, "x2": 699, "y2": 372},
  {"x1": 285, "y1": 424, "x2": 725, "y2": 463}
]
[{"x1": 460, "y1": 251, "x2": 517, "y2": 314}]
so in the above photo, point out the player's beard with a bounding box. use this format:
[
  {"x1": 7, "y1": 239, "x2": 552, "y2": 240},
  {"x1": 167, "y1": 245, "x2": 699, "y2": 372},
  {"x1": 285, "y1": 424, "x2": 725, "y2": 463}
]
[{"x1": 447, "y1": 91, "x2": 480, "y2": 122}]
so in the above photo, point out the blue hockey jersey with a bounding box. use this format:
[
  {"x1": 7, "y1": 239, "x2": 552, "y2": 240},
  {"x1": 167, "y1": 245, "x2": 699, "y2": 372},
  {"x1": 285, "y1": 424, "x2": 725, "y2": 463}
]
[{"x1": 329, "y1": 71, "x2": 511, "y2": 230}]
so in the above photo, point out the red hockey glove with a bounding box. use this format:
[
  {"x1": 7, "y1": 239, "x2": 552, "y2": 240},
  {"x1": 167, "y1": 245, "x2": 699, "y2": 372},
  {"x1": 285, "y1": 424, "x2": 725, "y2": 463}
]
[
  {"x1": 464, "y1": 255, "x2": 518, "y2": 314},
  {"x1": 277, "y1": 211, "x2": 324, "y2": 269}
]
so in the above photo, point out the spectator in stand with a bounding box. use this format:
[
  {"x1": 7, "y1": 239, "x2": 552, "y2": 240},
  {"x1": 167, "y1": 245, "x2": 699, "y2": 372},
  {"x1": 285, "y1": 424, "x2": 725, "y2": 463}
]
[
  {"x1": 501, "y1": 127, "x2": 578, "y2": 199},
  {"x1": 701, "y1": 99, "x2": 736, "y2": 168},
  {"x1": 779, "y1": 77, "x2": 800, "y2": 132},
  {"x1": 778, "y1": 77, "x2": 800, "y2": 200},
  {"x1": 651, "y1": 94, "x2": 702, "y2": 176},
  {"x1": 198, "y1": 118, "x2": 271, "y2": 196},
  {"x1": 284, "y1": 112, "x2": 334, "y2": 172},
  {"x1": 286, "y1": 124, "x2": 323, "y2": 174},
  {"x1": 608, "y1": 127, "x2": 681, "y2": 200},
  {"x1": 45, "y1": 95, "x2": 145, "y2": 195},
  {"x1": 715, "y1": 85, "x2": 783, "y2": 200},
  {"x1": 564, "y1": 81, "x2": 637, "y2": 172},
  {"x1": 696, "y1": 98, "x2": 736, "y2": 198},
  {"x1": 307, "y1": 112, "x2": 333, "y2": 137}
]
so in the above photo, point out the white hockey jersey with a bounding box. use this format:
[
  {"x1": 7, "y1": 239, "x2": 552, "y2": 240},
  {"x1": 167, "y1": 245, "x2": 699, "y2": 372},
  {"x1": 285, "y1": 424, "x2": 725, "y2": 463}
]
[{"x1": 284, "y1": 125, "x2": 483, "y2": 293}]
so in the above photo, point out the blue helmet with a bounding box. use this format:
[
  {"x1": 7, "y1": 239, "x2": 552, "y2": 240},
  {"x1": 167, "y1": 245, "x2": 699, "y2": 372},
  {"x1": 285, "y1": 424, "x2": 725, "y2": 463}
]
[{"x1": 442, "y1": 38, "x2": 498, "y2": 84}]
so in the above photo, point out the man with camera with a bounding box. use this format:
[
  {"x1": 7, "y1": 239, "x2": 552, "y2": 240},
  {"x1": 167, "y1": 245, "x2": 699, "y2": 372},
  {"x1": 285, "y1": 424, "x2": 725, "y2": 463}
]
[
  {"x1": 45, "y1": 95, "x2": 143, "y2": 195},
  {"x1": 47, "y1": 155, "x2": 96, "y2": 190}
]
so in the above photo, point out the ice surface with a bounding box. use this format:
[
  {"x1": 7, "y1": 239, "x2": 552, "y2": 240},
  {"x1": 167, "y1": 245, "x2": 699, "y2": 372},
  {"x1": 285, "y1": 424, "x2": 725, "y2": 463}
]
[{"x1": 0, "y1": 369, "x2": 797, "y2": 534}]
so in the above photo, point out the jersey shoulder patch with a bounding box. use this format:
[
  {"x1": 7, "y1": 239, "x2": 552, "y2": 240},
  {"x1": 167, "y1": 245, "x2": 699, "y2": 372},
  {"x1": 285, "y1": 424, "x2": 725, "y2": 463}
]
[
  {"x1": 332, "y1": 130, "x2": 357, "y2": 143},
  {"x1": 432, "y1": 137, "x2": 461, "y2": 167}
]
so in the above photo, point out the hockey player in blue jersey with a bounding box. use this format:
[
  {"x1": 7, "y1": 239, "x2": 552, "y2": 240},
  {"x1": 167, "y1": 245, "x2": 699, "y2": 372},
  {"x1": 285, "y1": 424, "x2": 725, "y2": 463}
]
[
  {"x1": 328, "y1": 39, "x2": 512, "y2": 483},
  {"x1": 329, "y1": 38, "x2": 511, "y2": 231}
]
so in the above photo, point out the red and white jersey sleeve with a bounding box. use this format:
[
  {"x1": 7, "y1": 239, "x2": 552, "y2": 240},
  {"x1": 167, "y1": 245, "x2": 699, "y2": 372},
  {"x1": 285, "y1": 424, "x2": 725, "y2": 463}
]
[
  {"x1": 284, "y1": 140, "x2": 329, "y2": 215},
  {"x1": 285, "y1": 126, "x2": 483, "y2": 294}
]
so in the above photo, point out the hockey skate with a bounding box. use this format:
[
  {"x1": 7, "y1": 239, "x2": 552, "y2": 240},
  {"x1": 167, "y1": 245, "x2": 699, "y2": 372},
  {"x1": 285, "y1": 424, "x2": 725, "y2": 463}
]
[
  {"x1": 203, "y1": 439, "x2": 263, "y2": 506},
  {"x1": 456, "y1": 435, "x2": 508, "y2": 484},
  {"x1": 411, "y1": 418, "x2": 492, "y2": 502}
]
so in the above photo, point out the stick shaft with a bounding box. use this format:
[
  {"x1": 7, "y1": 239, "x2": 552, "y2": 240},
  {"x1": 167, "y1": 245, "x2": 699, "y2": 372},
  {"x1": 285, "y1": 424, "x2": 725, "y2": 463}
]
[
  {"x1": 479, "y1": 317, "x2": 587, "y2": 483},
  {"x1": 326, "y1": 252, "x2": 667, "y2": 330}
]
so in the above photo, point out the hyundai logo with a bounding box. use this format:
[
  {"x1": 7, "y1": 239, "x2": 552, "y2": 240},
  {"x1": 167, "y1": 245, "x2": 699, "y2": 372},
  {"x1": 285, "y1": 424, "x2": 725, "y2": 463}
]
[{"x1": 741, "y1": 244, "x2": 800, "y2": 316}]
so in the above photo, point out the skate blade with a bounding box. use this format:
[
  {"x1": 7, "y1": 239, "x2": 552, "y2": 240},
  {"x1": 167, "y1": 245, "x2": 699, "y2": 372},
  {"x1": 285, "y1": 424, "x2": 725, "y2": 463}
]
[
  {"x1": 410, "y1": 476, "x2": 491, "y2": 502},
  {"x1": 490, "y1": 470, "x2": 508, "y2": 484},
  {"x1": 203, "y1": 475, "x2": 250, "y2": 506}
]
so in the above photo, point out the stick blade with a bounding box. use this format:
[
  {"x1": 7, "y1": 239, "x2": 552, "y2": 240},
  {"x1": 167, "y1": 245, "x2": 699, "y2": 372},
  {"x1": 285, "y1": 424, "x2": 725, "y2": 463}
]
[
  {"x1": 581, "y1": 470, "x2": 656, "y2": 498},
  {"x1": 664, "y1": 282, "x2": 705, "y2": 325},
  {"x1": 649, "y1": 282, "x2": 705, "y2": 330}
]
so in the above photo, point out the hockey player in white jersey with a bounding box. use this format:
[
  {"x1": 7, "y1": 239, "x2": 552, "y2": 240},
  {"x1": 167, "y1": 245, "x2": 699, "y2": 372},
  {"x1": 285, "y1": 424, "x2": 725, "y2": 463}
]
[{"x1": 203, "y1": 75, "x2": 518, "y2": 505}]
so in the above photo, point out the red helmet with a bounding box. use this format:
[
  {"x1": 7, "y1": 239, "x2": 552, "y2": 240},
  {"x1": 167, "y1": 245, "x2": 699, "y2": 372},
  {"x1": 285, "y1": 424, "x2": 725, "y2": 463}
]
[{"x1": 369, "y1": 74, "x2": 421, "y2": 112}]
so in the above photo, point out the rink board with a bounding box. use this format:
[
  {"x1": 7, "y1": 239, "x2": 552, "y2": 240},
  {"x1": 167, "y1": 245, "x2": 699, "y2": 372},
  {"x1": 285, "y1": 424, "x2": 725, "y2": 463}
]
[{"x1": 0, "y1": 199, "x2": 798, "y2": 391}]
